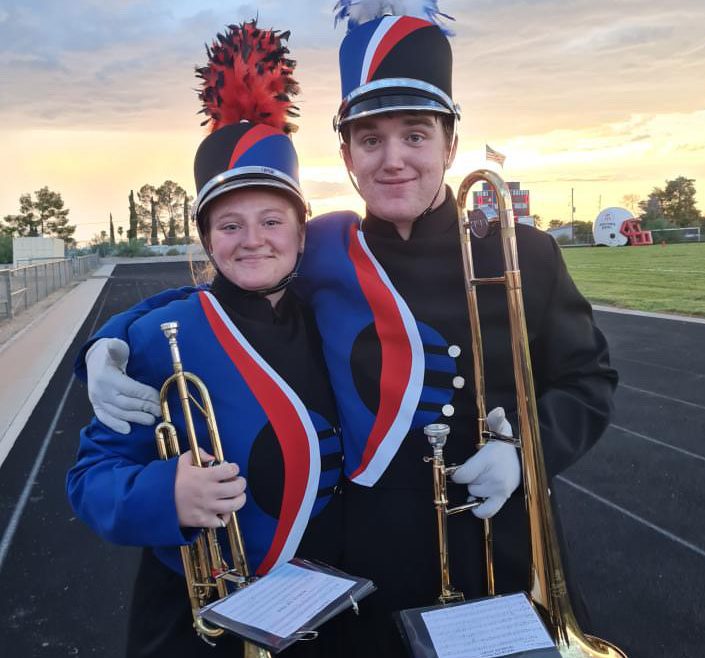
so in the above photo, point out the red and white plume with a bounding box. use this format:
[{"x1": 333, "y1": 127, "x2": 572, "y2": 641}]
[{"x1": 196, "y1": 20, "x2": 300, "y2": 134}]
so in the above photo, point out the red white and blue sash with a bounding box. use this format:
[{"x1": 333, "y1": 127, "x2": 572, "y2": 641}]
[
  {"x1": 347, "y1": 226, "x2": 424, "y2": 484},
  {"x1": 199, "y1": 291, "x2": 321, "y2": 574}
]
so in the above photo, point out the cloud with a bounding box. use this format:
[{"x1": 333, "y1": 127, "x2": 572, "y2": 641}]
[
  {"x1": 449, "y1": 0, "x2": 705, "y2": 137},
  {"x1": 2, "y1": 0, "x2": 703, "y2": 138},
  {"x1": 559, "y1": 22, "x2": 673, "y2": 55},
  {"x1": 524, "y1": 175, "x2": 619, "y2": 184},
  {"x1": 2, "y1": 0, "x2": 705, "y2": 236},
  {"x1": 0, "y1": 1, "x2": 334, "y2": 130},
  {"x1": 676, "y1": 143, "x2": 705, "y2": 152}
]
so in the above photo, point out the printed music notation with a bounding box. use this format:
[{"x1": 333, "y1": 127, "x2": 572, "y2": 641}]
[
  {"x1": 208, "y1": 561, "x2": 357, "y2": 639},
  {"x1": 421, "y1": 593, "x2": 556, "y2": 658}
]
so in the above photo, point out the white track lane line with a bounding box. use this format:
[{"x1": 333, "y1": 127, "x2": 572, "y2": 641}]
[
  {"x1": 0, "y1": 377, "x2": 75, "y2": 573},
  {"x1": 556, "y1": 476, "x2": 705, "y2": 559},
  {"x1": 619, "y1": 383, "x2": 705, "y2": 411},
  {"x1": 0, "y1": 291, "x2": 108, "y2": 575},
  {"x1": 612, "y1": 355, "x2": 705, "y2": 379},
  {"x1": 610, "y1": 424, "x2": 705, "y2": 463},
  {"x1": 593, "y1": 305, "x2": 705, "y2": 325}
]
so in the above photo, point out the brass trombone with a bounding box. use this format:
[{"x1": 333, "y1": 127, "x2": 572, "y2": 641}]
[
  {"x1": 425, "y1": 170, "x2": 626, "y2": 656},
  {"x1": 154, "y1": 321, "x2": 271, "y2": 658}
]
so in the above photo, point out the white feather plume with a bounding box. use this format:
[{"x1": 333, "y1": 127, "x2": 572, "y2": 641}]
[{"x1": 334, "y1": 0, "x2": 454, "y2": 34}]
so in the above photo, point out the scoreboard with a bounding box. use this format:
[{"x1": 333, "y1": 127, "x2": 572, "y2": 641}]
[{"x1": 473, "y1": 182, "x2": 531, "y2": 223}]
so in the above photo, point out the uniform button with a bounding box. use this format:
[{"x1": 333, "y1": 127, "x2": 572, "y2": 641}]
[
  {"x1": 452, "y1": 376, "x2": 465, "y2": 389},
  {"x1": 442, "y1": 404, "x2": 455, "y2": 417},
  {"x1": 448, "y1": 345, "x2": 461, "y2": 358}
]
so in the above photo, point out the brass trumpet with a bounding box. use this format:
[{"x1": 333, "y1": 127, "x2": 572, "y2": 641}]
[
  {"x1": 425, "y1": 170, "x2": 626, "y2": 656},
  {"x1": 155, "y1": 321, "x2": 271, "y2": 657}
]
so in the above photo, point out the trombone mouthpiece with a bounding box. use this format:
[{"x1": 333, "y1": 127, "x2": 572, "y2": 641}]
[{"x1": 424, "y1": 423, "x2": 450, "y2": 448}]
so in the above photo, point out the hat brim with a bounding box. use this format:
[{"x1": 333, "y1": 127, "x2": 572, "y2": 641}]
[
  {"x1": 194, "y1": 166, "x2": 307, "y2": 224},
  {"x1": 339, "y1": 93, "x2": 453, "y2": 126},
  {"x1": 335, "y1": 78, "x2": 460, "y2": 129}
]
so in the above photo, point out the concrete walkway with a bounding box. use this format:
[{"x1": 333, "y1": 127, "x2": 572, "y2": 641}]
[{"x1": 0, "y1": 263, "x2": 114, "y2": 467}]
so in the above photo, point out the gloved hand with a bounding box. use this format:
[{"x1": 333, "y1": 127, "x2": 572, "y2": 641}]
[
  {"x1": 450, "y1": 407, "x2": 521, "y2": 519},
  {"x1": 85, "y1": 338, "x2": 161, "y2": 434}
]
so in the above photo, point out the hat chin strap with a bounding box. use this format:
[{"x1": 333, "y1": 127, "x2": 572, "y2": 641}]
[
  {"x1": 341, "y1": 152, "x2": 450, "y2": 224},
  {"x1": 339, "y1": 133, "x2": 365, "y2": 200},
  {"x1": 249, "y1": 262, "x2": 301, "y2": 298},
  {"x1": 422, "y1": 118, "x2": 458, "y2": 216},
  {"x1": 199, "y1": 211, "x2": 304, "y2": 301},
  {"x1": 208, "y1": 256, "x2": 302, "y2": 300},
  {"x1": 420, "y1": 170, "x2": 446, "y2": 218}
]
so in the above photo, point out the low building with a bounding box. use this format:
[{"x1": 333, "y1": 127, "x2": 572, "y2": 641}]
[{"x1": 12, "y1": 237, "x2": 65, "y2": 268}]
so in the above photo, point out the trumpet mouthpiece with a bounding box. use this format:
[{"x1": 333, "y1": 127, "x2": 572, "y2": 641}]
[{"x1": 160, "y1": 321, "x2": 179, "y2": 339}]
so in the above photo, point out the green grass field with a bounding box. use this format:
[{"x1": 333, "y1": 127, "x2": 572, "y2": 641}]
[{"x1": 560, "y1": 242, "x2": 705, "y2": 318}]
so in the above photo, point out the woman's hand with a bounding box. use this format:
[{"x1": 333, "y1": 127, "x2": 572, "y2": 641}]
[{"x1": 174, "y1": 449, "x2": 247, "y2": 528}]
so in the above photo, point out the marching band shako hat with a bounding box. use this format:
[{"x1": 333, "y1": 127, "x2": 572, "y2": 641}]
[
  {"x1": 193, "y1": 122, "x2": 304, "y2": 224},
  {"x1": 192, "y1": 21, "x2": 306, "y2": 231},
  {"x1": 333, "y1": 1, "x2": 460, "y2": 130}
]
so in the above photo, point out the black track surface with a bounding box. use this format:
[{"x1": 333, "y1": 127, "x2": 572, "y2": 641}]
[{"x1": 0, "y1": 262, "x2": 703, "y2": 657}]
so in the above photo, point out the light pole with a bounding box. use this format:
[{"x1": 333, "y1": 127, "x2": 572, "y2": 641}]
[{"x1": 571, "y1": 188, "x2": 576, "y2": 243}]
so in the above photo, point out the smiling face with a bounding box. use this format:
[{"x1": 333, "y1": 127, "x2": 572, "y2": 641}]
[
  {"x1": 342, "y1": 112, "x2": 454, "y2": 238},
  {"x1": 205, "y1": 188, "x2": 304, "y2": 303}
]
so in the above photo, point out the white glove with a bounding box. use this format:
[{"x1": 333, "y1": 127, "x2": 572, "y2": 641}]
[
  {"x1": 85, "y1": 338, "x2": 161, "y2": 434},
  {"x1": 450, "y1": 407, "x2": 521, "y2": 519}
]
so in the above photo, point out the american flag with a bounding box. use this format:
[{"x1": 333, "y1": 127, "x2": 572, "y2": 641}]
[{"x1": 485, "y1": 144, "x2": 506, "y2": 167}]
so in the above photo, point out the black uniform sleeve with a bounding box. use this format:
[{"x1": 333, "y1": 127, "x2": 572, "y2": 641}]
[{"x1": 526, "y1": 239, "x2": 618, "y2": 478}]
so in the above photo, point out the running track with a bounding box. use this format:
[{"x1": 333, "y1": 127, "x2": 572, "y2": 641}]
[{"x1": 0, "y1": 262, "x2": 702, "y2": 657}]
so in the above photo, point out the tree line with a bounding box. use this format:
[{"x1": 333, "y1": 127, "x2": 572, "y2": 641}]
[
  {"x1": 1, "y1": 181, "x2": 195, "y2": 257},
  {"x1": 92, "y1": 181, "x2": 194, "y2": 253},
  {"x1": 126, "y1": 181, "x2": 193, "y2": 245},
  {"x1": 636, "y1": 176, "x2": 703, "y2": 230}
]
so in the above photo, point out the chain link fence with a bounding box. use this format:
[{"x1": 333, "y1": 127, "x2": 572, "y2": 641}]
[{"x1": 0, "y1": 254, "x2": 100, "y2": 320}]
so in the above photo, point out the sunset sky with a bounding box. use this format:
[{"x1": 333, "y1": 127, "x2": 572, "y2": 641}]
[{"x1": 2, "y1": 0, "x2": 704, "y2": 244}]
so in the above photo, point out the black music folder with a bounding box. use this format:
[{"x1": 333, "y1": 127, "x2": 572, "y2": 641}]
[
  {"x1": 200, "y1": 558, "x2": 375, "y2": 654},
  {"x1": 397, "y1": 592, "x2": 561, "y2": 658}
]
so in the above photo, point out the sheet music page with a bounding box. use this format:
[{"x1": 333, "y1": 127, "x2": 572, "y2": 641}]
[
  {"x1": 208, "y1": 562, "x2": 356, "y2": 639},
  {"x1": 421, "y1": 593, "x2": 555, "y2": 658}
]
